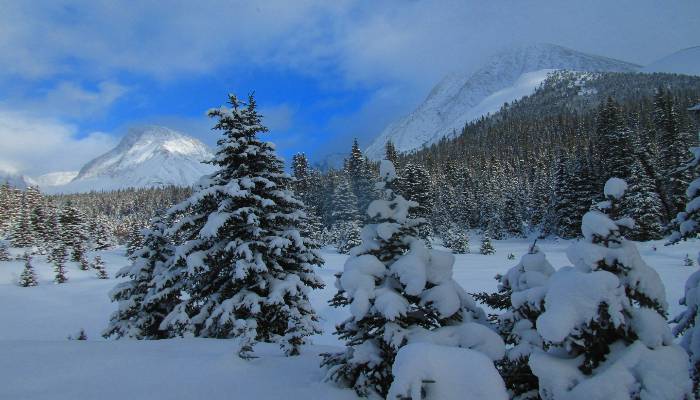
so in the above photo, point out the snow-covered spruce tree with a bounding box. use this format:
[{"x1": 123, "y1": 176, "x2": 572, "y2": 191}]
[
  {"x1": 59, "y1": 204, "x2": 88, "y2": 262},
  {"x1": 442, "y1": 223, "x2": 469, "y2": 254},
  {"x1": 19, "y1": 253, "x2": 38, "y2": 287},
  {"x1": 0, "y1": 242, "x2": 10, "y2": 261},
  {"x1": 322, "y1": 160, "x2": 504, "y2": 398},
  {"x1": 625, "y1": 157, "x2": 664, "y2": 241},
  {"x1": 345, "y1": 139, "x2": 377, "y2": 216},
  {"x1": 78, "y1": 255, "x2": 90, "y2": 271},
  {"x1": 396, "y1": 162, "x2": 434, "y2": 239},
  {"x1": 92, "y1": 256, "x2": 108, "y2": 279},
  {"x1": 51, "y1": 245, "x2": 68, "y2": 284},
  {"x1": 491, "y1": 243, "x2": 555, "y2": 399},
  {"x1": 385, "y1": 140, "x2": 399, "y2": 166},
  {"x1": 668, "y1": 145, "x2": 700, "y2": 392},
  {"x1": 104, "y1": 217, "x2": 176, "y2": 339},
  {"x1": 125, "y1": 224, "x2": 144, "y2": 260},
  {"x1": 89, "y1": 216, "x2": 113, "y2": 250},
  {"x1": 529, "y1": 178, "x2": 692, "y2": 399},
  {"x1": 331, "y1": 178, "x2": 362, "y2": 253},
  {"x1": 160, "y1": 93, "x2": 324, "y2": 357},
  {"x1": 11, "y1": 202, "x2": 35, "y2": 248},
  {"x1": 480, "y1": 232, "x2": 495, "y2": 255}
]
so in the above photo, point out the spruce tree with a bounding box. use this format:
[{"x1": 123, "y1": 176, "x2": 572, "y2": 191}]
[
  {"x1": 104, "y1": 217, "x2": 175, "y2": 339},
  {"x1": 480, "y1": 232, "x2": 495, "y2": 255},
  {"x1": 18, "y1": 253, "x2": 38, "y2": 287},
  {"x1": 396, "y1": 162, "x2": 433, "y2": 239},
  {"x1": 331, "y1": 178, "x2": 362, "y2": 253},
  {"x1": 668, "y1": 144, "x2": 700, "y2": 391},
  {"x1": 322, "y1": 160, "x2": 501, "y2": 397},
  {"x1": 442, "y1": 223, "x2": 469, "y2": 254},
  {"x1": 59, "y1": 204, "x2": 88, "y2": 262},
  {"x1": 11, "y1": 202, "x2": 35, "y2": 248},
  {"x1": 51, "y1": 245, "x2": 68, "y2": 284},
  {"x1": 625, "y1": 158, "x2": 664, "y2": 240},
  {"x1": 345, "y1": 139, "x2": 376, "y2": 216},
  {"x1": 159, "y1": 93, "x2": 324, "y2": 357},
  {"x1": 93, "y1": 256, "x2": 108, "y2": 279},
  {"x1": 0, "y1": 242, "x2": 10, "y2": 261},
  {"x1": 495, "y1": 243, "x2": 555, "y2": 399},
  {"x1": 125, "y1": 224, "x2": 144, "y2": 260},
  {"x1": 530, "y1": 178, "x2": 691, "y2": 398},
  {"x1": 385, "y1": 140, "x2": 399, "y2": 166},
  {"x1": 655, "y1": 89, "x2": 693, "y2": 217}
]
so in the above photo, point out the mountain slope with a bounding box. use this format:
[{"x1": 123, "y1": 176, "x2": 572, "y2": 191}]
[
  {"x1": 642, "y1": 46, "x2": 700, "y2": 76},
  {"x1": 47, "y1": 126, "x2": 216, "y2": 193},
  {"x1": 366, "y1": 43, "x2": 640, "y2": 159}
]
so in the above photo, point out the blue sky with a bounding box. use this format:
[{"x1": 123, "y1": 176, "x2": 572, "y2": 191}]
[{"x1": 0, "y1": 0, "x2": 699, "y2": 176}]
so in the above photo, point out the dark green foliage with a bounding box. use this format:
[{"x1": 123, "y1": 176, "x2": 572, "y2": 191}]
[
  {"x1": 51, "y1": 245, "x2": 68, "y2": 284},
  {"x1": 18, "y1": 253, "x2": 38, "y2": 287}
]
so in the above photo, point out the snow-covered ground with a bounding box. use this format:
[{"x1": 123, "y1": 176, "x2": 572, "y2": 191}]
[{"x1": 0, "y1": 236, "x2": 697, "y2": 399}]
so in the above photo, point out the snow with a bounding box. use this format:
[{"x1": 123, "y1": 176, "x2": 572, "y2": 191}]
[
  {"x1": 604, "y1": 177, "x2": 628, "y2": 199},
  {"x1": 536, "y1": 267, "x2": 626, "y2": 343},
  {"x1": 366, "y1": 43, "x2": 639, "y2": 159},
  {"x1": 1, "y1": 236, "x2": 699, "y2": 399},
  {"x1": 642, "y1": 45, "x2": 700, "y2": 77},
  {"x1": 42, "y1": 126, "x2": 216, "y2": 194},
  {"x1": 388, "y1": 343, "x2": 508, "y2": 400},
  {"x1": 530, "y1": 341, "x2": 692, "y2": 399}
]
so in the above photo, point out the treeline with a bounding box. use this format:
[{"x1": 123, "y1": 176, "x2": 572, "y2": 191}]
[{"x1": 292, "y1": 71, "x2": 700, "y2": 248}]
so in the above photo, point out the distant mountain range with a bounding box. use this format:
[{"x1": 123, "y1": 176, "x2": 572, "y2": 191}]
[
  {"x1": 40, "y1": 126, "x2": 216, "y2": 193},
  {"x1": 365, "y1": 43, "x2": 700, "y2": 159}
]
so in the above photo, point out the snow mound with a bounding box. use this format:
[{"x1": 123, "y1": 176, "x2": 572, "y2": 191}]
[
  {"x1": 388, "y1": 343, "x2": 508, "y2": 400},
  {"x1": 530, "y1": 341, "x2": 692, "y2": 399}
]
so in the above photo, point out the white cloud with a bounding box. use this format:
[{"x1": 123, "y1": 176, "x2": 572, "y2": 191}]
[{"x1": 0, "y1": 109, "x2": 117, "y2": 176}]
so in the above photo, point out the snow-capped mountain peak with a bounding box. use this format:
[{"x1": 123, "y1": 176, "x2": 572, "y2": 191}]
[
  {"x1": 46, "y1": 126, "x2": 216, "y2": 193},
  {"x1": 365, "y1": 43, "x2": 640, "y2": 159}
]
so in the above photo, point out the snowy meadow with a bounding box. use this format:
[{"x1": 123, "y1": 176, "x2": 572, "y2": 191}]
[{"x1": 0, "y1": 237, "x2": 697, "y2": 399}]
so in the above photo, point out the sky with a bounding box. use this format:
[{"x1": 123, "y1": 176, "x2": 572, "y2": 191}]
[{"x1": 0, "y1": 0, "x2": 699, "y2": 176}]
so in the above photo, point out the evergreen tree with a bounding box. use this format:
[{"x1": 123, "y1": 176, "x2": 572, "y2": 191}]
[
  {"x1": 93, "y1": 255, "x2": 108, "y2": 279},
  {"x1": 480, "y1": 232, "x2": 495, "y2": 255},
  {"x1": 330, "y1": 178, "x2": 362, "y2": 253},
  {"x1": 668, "y1": 143, "x2": 700, "y2": 391},
  {"x1": 625, "y1": 158, "x2": 664, "y2": 240},
  {"x1": 495, "y1": 243, "x2": 555, "y2": 399},
  {"x1": 0, "y1": 242, "x2": 10, "y2": 261},
  {"x1": 104, "y1": 217, "x2": 175, "y2": 339},
  {"x1": 322, "y1": 160, "x2": 501, "y2": 397},
  {"x1": 345, "y1": 139, "x2": 376, "y2": 216},
  {"x1": 442, "y1": 223, "x2": 469, "y2": 254},
  {"x1": 594, "y1": 97, "x2": 634, "y2": 183},
  {"x1": 59, "y1": 204, "x2": 88, "y2": 262},
  {"x1": 655, "y1": 89, "x2": 693, "y2": 216},
  {"x1": 51, "y1": 245, "x2": 68, "y2": 284},
  {"x1": 125, "y1": 224, "x2": 144, "y2": 260},
  {"x1": 18, "y1": 253, "x2": 38, "y2": 287},
  {"x1": 396, "y1": 162, "x2": 433, "y2": 239},
  {"x1": 89, "y1": 216, "x2": 113, "y2": 250},
  {"x1": 530, "y1": 178, "x2": 691, "y2": 398},
  {"x1": 159, "y1": 93, "x2": 324, "y2": 357},
  {"x1": 11, "y1": 202, "x2": 35, "y2": 248},
  {"x1": 385, "y1": 140, "x2": 399, "y2": 166}
]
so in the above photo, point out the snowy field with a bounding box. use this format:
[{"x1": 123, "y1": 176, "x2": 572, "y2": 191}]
[{"x1": 0, "y1": 236, "x2": 697, "y2": 399}]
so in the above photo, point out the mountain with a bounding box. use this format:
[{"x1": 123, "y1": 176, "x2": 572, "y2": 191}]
[
  {"x1": 365, "y1": 43, "x2": 640, "y2": 159},
  {"x1": 0, "y1": 171, "x2": 33, "y2": 189},
  {"x1": 642, "y1": 46, "x2": 700, "y2": 76},
  {"x1": 32, "y1": 171, "x2": 79, "y2": 188},
  {"x1": 46, "y1": 126, "x2": 216, "y2": 193}
]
